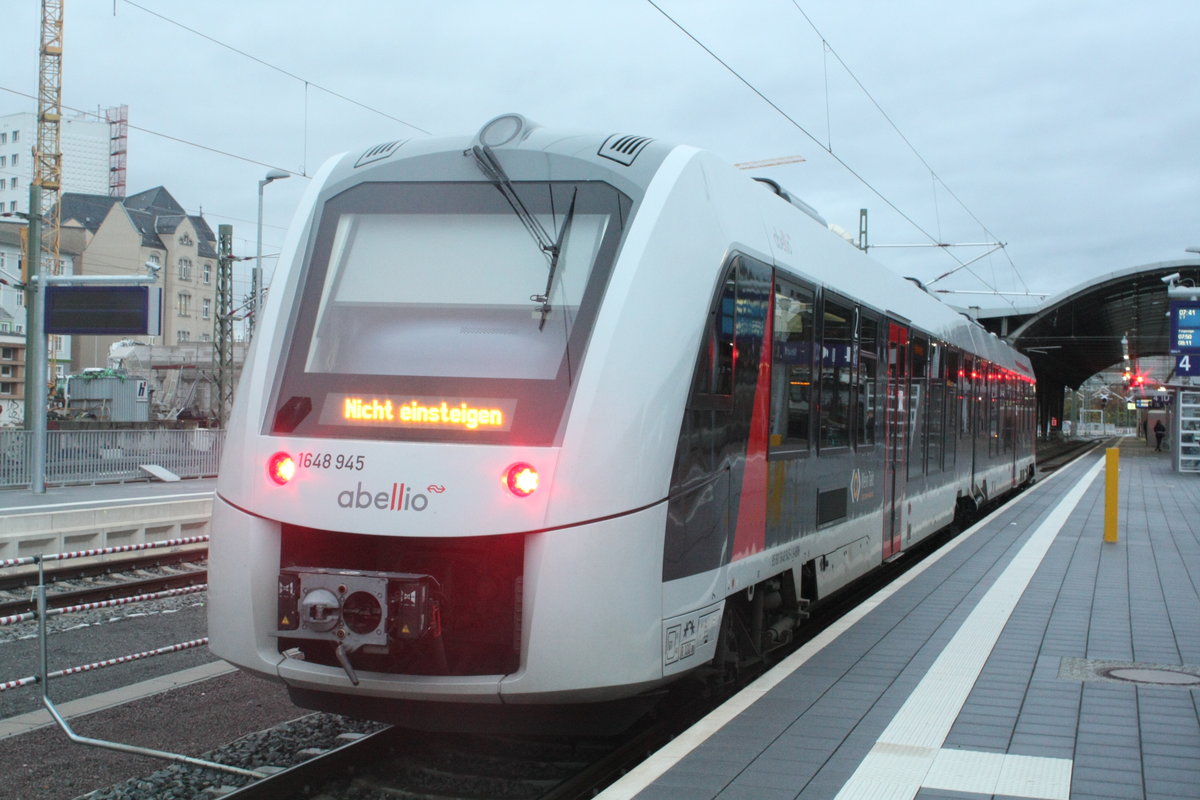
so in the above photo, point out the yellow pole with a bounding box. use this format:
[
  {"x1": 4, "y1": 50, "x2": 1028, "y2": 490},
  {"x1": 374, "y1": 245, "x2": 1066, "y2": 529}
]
[{"x1": 1104, "y1": 448, "x2": 1119, "y2": 543}]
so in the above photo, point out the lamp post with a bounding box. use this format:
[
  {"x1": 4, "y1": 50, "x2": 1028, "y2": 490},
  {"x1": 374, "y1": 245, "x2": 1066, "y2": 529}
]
[{"x1": 253, "y1": 169, "x2": 290, "y2": 337}]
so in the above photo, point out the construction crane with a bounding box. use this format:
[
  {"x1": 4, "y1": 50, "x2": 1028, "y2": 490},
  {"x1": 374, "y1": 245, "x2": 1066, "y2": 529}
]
[{"x1": 33, "y1": 0, "x2": 64, "y2": 391}]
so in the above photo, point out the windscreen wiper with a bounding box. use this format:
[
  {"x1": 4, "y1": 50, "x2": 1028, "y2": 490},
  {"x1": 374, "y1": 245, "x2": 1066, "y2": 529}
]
[
  {"x1": 470, "y1": 145, "x2": 578, "y2": 329},
  {"x1": 471, "y1": 144, "x2": 555, "y2": 256},
  {"x1": 534, "y1": 188, "x2": 577, "y2": 330}
]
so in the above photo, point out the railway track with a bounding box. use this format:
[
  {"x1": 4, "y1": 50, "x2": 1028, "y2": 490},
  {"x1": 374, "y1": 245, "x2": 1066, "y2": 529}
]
[
  {"x1": 0, "y1": 551, "x2": 207, "y2": 620},
  {"x1": 1035, "y1": 436, "x2": 1109, "y2": 474},
  {"x1": 220, "y1": 726, "x2": 637, "y2": 800},
  {"x1": 213, "y1": 686, "x2": 731, "y2": 800}
]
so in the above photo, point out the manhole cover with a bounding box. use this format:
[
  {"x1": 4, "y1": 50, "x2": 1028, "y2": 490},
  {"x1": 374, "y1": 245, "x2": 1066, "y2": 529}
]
[{"x1": 1099, "y1": 667, "x2": 1200, "y2": 686}]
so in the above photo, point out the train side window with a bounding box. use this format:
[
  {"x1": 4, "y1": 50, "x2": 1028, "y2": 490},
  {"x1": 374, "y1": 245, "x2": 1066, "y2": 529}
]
[
  {"x1": 943, "y1": 348, "x2": 959, "y2": 469},
  {"x1": 926, "y1": 341, "x2": 945, "y2": 475},
  {"x1": 992, "y1": 369, "x2": 1004, "y2": 457},
  {"x1": 1002, "y1": 372, "x2": 1015, "y2": 453},
  {"x1": 908, "y1": 334, "x2": 929, "y2": 478},
  {"x1": 857, "y1": 311, "x2": 880, "y2": 447},
  {"x1": 982, "y1": 362, "x2": 998, "y2": 457},
  {"x1": 818, "y1": 296, "x2": 854, "y2": 451},
  {"x1": 976, "y1": 362, "x2": 987, "y2": 450},
  {"x1": 769, "y1": 278, "x2": 815, "y2": 453},
  {"x1": 693, "y1": 264, "x2": 737, "y2": 400},
  {"x1": 907, "y1": 334, "x2": 928, "y2": 479},
  {"x1": 959, "y1": 356, "x2": 974, "y2": 438}
]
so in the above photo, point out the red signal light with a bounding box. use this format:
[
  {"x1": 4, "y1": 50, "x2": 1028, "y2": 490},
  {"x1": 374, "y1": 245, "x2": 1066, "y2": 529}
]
[
  {"x1": 505, "y1": 463, "x2": 539, "y2": 497},
  {"x1": 268, "y1": 452, "x2": 297, "y2": 485}
]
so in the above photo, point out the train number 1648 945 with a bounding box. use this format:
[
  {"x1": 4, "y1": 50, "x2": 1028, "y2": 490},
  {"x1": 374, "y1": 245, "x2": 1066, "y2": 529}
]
[{"x1": 297, "y1": 452, "x2": 365, "y2": 471}]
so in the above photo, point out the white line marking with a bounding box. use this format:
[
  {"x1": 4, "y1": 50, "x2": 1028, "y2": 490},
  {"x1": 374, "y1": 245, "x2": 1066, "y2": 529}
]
[
  {"x1": 925, "y1": 748, "x2": 1072, "y2": 799},
  {"x1": 594, "y1": 457, "x2": 1094, "y2": 800},
  {"x1": 834, "y1": 457, "x2": 1103, "y2": 800}
]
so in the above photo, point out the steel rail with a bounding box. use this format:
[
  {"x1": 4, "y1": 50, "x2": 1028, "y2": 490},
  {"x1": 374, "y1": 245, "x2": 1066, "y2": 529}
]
[{"x1": 0, "y1": 568, "x2": 207, "y2": 619}]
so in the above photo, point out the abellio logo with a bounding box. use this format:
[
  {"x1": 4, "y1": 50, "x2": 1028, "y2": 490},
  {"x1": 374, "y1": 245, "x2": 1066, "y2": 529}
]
[{"x1": 336, "y1": 482, "x2": 446, "y2": 512}]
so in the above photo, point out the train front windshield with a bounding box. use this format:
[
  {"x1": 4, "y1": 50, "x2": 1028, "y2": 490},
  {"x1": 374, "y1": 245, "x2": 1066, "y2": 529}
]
[{"x1": 271, "y1": 181, "x2": 629, "y2": 445}]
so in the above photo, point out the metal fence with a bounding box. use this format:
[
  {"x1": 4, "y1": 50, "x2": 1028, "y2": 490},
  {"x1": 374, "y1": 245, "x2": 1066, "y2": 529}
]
[{"x1": 0, "y1": 428, "x2": 224, "y2": 489}]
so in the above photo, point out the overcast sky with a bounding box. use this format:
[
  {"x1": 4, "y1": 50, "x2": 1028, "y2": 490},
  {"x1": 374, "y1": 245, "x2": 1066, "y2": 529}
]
[{"x1": 3, "y1": 0, "x2": 1198, "y2": 311}]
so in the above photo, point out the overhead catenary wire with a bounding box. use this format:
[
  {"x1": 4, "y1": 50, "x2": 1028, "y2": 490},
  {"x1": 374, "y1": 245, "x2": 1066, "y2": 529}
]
[
  {"x1": 645, "y1": 0, "x2": 1023, "y2": 308},
  {"x1": 118, "y1": 0, "x2": 431, "y2": 138},
  {"x1": 786, "y1": 0, "x2": 1030, "y2": 295},
  {"x1": 0, "y1": 85, "x2": 295, "y2": 263},
  {"x1": 0, "y1": 84, "x2": 301, "y2": 178}
]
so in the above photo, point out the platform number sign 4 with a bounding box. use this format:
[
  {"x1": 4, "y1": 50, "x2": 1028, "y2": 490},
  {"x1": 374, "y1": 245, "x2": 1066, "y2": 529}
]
[{"x1": 1179, "y1": 354, "x2": 1200, "y2": 376}]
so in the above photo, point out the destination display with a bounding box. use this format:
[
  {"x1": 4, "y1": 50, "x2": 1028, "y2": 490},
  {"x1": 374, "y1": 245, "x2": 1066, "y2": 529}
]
[{"x1": 319, "y1": 393, "x2": 516, "y2": 432}]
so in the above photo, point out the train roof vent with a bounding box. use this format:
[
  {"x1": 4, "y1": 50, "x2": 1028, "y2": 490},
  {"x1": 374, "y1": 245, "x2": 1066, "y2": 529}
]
[
  {"x1": 599, "y1": 134, "x2": 654, "y2": 166},
  {"x1": 354, "y1": 139, "x2": 407, "y2": 168}
]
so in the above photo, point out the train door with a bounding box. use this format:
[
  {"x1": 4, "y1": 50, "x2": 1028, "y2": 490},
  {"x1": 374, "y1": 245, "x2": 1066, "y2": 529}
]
[{"x1": 881, "y1": 321, "x2": 909, "y2": 559}]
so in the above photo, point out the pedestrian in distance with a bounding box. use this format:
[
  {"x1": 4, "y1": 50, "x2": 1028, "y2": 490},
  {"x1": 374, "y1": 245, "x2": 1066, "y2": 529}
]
[{"x1": 1154, "y1": 419, "x2": 1166, "y2": 451}]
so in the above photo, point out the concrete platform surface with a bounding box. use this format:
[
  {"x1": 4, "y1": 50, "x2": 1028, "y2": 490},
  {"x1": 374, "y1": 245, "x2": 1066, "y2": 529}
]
[
  {"x1": 600, "y1": 439, "x2": 1199, "y2": 800},
  {"x1": 0, "y1": 477, "x2": 215, "y2": 515}
]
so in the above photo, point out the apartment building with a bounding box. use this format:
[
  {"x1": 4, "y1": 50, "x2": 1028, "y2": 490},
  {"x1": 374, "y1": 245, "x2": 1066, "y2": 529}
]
[{"x1": 61, "y1": 186, "x2": 219, "y2": 372}]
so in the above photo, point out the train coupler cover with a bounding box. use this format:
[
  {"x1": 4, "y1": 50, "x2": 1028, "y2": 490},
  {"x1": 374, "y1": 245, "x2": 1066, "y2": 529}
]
[{"x1": 275, "y1": 567, "x2": 437, "y2": 649}]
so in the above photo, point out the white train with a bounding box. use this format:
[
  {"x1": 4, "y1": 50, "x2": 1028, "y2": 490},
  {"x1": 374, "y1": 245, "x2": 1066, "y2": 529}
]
[{"x1": 208, "y1": 114, "x2": 1036, "y2": 732}]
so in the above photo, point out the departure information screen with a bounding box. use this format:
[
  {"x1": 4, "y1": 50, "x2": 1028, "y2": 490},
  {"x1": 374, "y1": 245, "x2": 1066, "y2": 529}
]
[{"x1": 1170, "y1": 301, "x2": 1200, "y2": 354}]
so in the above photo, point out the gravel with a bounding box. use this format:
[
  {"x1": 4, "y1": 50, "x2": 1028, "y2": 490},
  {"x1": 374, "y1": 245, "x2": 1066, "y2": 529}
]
[{"x1": 77, "y1": 710, "x2": 384, "y2": 800}]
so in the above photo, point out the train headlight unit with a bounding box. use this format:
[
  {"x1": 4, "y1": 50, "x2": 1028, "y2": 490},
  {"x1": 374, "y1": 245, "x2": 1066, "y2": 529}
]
[
  {"x1": 505, "y1": 462, "x2": 539, "y2": 497},
  {"x1": 267, "y1": 451, "x2": 297, "y2": 485}
]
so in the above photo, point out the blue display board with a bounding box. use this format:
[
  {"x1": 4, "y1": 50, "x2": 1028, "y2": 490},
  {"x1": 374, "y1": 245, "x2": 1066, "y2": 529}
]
[{"x1": 1170, "y1": 301, "x2": 1200, "y2": 354}]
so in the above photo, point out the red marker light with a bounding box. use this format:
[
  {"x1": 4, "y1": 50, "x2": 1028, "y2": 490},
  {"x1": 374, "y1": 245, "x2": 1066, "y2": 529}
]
[
  {"x1": 268, "y1": 452, "x2": 297, "y2": 485},
  {"x1": 505, "y1": 463, "x2": 539, "y2": 497}
]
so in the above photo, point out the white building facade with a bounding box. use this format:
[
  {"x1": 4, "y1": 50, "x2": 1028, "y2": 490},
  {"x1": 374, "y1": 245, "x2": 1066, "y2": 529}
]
[{"x1": 0, "y1": 110, "x2": 112, "y2": 217}]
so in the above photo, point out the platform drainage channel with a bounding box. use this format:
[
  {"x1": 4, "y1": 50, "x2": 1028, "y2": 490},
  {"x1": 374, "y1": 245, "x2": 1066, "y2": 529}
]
[{"x1": 1059, "y1": 657, "x2": 1200, "y2": 687}]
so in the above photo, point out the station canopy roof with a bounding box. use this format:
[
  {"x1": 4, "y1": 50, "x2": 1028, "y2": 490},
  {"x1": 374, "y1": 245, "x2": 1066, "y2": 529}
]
[{"x1": 974, "y1": 258, "x2": 1200, "y2": 390}]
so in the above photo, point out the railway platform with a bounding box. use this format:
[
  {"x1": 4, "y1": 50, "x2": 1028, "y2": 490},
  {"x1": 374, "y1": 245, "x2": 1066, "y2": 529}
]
[
  {"x1": 0, "y1": 477, "x2": 215, "y2": 513},
  {"x1": 0, "y1": 478, "x2": 215, "y2": 565},
  {"x1": 600, "y1": 437, "x2": 1200, "y2": 800}
]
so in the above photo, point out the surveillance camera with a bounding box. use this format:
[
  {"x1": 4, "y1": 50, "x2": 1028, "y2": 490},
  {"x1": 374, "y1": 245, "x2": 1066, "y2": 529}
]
[
  {"x1": 145, "y1": 260, "x2": 161, "y2": 276},
  {"x1": 1162, "y1": 272, "x2": 1181, "y2": 285}
]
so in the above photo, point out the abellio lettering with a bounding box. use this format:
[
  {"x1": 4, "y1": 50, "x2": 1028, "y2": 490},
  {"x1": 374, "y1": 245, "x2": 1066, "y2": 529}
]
[{"x1": 337, "y1": 482, "x2": 429, "y2": 512}]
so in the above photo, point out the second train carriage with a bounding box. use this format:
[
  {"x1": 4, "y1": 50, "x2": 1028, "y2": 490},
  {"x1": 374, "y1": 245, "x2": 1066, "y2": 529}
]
[{"x1": 207, "y1": 114, "x2": 1036, "y2": 730}]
